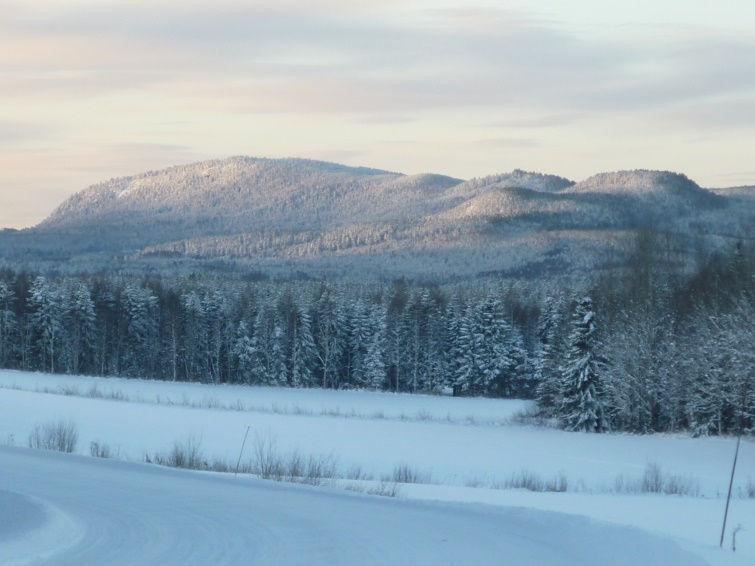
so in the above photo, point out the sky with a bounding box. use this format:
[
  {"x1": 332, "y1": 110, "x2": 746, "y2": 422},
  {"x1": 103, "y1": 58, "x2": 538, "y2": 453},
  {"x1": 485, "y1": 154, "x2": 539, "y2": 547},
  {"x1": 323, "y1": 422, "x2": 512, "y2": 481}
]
[{"x1": 2, "y1": 0, "x2": 755, "y2": 228}]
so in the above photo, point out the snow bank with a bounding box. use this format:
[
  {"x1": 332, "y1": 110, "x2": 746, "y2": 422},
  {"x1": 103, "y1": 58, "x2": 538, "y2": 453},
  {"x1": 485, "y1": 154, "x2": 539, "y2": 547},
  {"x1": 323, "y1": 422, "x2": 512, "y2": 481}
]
[{"x1": 0, "y1": 490, "x2": 83, "y2": 565}]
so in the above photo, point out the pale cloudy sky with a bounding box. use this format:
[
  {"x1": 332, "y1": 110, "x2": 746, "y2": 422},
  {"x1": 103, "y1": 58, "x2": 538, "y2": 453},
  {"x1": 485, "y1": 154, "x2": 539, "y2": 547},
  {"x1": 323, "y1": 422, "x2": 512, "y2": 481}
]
[{"x1": 2, "y1": 0, "x2": 755, "y2": 228}]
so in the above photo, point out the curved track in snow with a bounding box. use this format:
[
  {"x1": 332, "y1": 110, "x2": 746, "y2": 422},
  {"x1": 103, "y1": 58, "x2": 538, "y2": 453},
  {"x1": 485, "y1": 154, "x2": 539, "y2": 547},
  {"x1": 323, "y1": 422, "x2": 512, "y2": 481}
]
[{"x1": 0, "y1": 447, "x2": 704, "y2": 566}]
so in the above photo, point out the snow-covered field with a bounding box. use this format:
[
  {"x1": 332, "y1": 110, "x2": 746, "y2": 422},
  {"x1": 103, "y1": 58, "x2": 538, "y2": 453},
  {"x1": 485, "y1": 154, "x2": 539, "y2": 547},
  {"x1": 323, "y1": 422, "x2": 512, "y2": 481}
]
[
  {"x1": 0, "y1": 370, "x2": 753, "y2": 565},
  {"x1": 0, "y1": 370, "x2": 528, "y2": 425}
]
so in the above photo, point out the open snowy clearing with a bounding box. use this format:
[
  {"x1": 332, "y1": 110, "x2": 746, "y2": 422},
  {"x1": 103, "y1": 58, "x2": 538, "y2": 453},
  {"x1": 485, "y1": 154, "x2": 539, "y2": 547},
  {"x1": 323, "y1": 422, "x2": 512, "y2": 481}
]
[
  {"x1": 0, "y1": 446, "x2": 708, "y2": 566},
  {"x1": 0, "y1": 370, "x2": 753, "y2": 564},
  {"x1": 0, "y1": 370, "x2": 528, "y2": 425}
]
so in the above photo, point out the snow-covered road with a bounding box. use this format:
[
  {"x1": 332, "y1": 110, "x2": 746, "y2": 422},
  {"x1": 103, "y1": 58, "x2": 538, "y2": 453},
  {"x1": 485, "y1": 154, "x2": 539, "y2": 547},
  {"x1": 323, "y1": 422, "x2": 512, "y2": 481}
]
[{"x1": 0, "y1": 446, "x2": 704, "y2": 566}]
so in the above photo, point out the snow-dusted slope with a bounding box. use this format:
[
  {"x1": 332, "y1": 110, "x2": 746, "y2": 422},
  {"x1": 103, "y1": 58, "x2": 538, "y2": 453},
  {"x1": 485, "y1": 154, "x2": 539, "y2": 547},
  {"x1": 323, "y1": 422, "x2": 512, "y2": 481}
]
[
  {"x1": 568, "y1": 170, "x2": 703, "y2": 196},
  {"x1": 41, "y1": 158, "x2": 416, "y2": 246},
  {"x1": 565, "y1": 170, "x2": 722, "y2": 213},
  {"x1": 435, "y1": 187, "x2": 609, "y2": 225},
  {"x1": 0, "y1": 446, "x2": 706, "y2": 566},
  {"x1": 41, "y1": 158, "x2": 466, "y2": 235},
  {"x1": 2, "y1": 157, "x2": 749, "y2": 279}
]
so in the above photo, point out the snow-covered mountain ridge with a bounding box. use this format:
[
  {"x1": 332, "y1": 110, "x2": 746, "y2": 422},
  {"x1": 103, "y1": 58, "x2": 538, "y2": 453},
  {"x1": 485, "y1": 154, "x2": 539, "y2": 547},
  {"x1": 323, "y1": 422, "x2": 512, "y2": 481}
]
[{"x1": 1, "y1": 156, "x2": 752, "y2": 279}]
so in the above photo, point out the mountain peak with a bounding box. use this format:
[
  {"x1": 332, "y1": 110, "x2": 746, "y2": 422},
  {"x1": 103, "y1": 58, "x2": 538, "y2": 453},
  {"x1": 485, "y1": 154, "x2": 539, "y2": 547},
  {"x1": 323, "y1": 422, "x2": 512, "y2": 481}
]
[
  {"x1": 42, "y1": 156, "x2": 403, "y2": 229},
  {"x1": 569, "y1": 169, "x2": 703, "y2": 195}
]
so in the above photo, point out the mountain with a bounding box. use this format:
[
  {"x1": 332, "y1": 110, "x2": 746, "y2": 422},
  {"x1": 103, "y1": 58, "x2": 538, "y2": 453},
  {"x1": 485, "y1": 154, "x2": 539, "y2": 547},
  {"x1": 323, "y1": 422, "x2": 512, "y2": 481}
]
[{"x1": 0, "y1": 157, "x2": 751, "y2": 280}]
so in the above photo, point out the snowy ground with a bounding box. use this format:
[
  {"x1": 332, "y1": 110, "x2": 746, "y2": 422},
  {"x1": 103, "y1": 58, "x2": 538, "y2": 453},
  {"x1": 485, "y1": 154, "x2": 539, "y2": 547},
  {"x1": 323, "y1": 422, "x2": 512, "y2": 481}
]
[
  {"x1": 0, "y1": 446, "x2": 708, "y2": 566},
  {"x1": 0, "y1": 370, "x2": 753, "y2": 564},
  {"x1": 0, "y1": 370, "x2": 528, "y2": 424}
]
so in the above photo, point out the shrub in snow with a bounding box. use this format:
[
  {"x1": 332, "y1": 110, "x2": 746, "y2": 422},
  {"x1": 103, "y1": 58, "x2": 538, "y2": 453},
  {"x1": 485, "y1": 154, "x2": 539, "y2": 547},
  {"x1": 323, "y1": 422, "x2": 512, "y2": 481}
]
[
  {"x1": 145, "y1": 436, "x2": 207, "y2": 470},
  {"x1": 248, "y1": 433, "x2": 338, "y2": 484},
  {"x1": 612, "y1": 462, "x2": 700, "y2": 496},
  {"x1": 167, "y1": 436, "x2": 206, "y2": 469},
  {"x1": 388, "y1": 463, "x2": 431, "y2": 484},
  {"x1": 28, "y1": 420, "x2": 78, "y2": 453},
  {"x1": 496, "y1": 470, "x2": 569, "y2": 493},
  {"x1": 89, "y1": 440, "x2": 112, "y2": 458}
]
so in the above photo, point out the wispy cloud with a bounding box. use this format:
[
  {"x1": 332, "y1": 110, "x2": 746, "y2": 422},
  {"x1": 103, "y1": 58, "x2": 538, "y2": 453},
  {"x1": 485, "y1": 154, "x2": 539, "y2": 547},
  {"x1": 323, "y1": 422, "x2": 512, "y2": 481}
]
[
  {"x1": 3, "y1": 2, "x2": 754, "y2": 115},
  {"x1": 475, "y1": 138, "x2": 541, "y2": 149},
  {"x1": 0, "y1": 121, "x2": 57, "y2": 147},
  {"x1": 0, "y1": 0, "x2": 754, "y2": 227}
]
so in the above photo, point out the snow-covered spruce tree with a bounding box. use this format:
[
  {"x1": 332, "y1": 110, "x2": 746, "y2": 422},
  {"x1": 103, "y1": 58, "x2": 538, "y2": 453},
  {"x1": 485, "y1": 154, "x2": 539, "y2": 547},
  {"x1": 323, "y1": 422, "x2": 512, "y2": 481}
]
[
  {"x1": 251, "y1": 301, "x2": 286, "y2": 386},
  {"x1": 385, "y1": 279, "x2": 410, "y2": 393},
  {"x1": 385, "y1": 314, "x2": 406, "y2": 393},
  {"x1": 444, "y1": 297, "x2": 466, "y2": 394},
  {"x1": 346, "y1": 299, "x2": 371, "y2": 388},
  {"x1": 0, "y1": 281, "x2": 17, "y2": 368},
  {"x1": 450, "y1": 305, "x2": 475, "y2": 395},
  {"x1": 507, "y1": 326, "x2": 530, "y2": 397},
  {"x1": 122, "y1": 284, "x2": 159, "y2": 377},
  {"x1": 291, "y1": 305, "x2": 316, "y2": 387},
  {"x1": 403, "y1": 289, "x2": 431, "y2": 393},
  {"x1": 180, "y1": 291, "x2": 206, "y2": 380},
  {"x1": 202, "y1": 290, "x2": 229, "y2": 384},
  {"x1": 558, "y1": 297, "x2": 606, "y2": 432},
  {"x1": 159, "y1": 286, "x2": 186, "y2": 383},
  {"x1": 311, "y1": 286, "x2": 343, "y2": 389},
  {"x1": 425, "y1": 301, "x2": 450, "y2": 392},
  {"x1": 469, "y1": 296, "x2": 514, "y2": 396},
  {"x1": 62, "y1": 282, "x2": 96, "y2": 375},
  {"x1": 28, "y1": 276, "x2": 63, "y2": 373},
  {"x1": 534, "y1": 294, "x2": 563, "y2": 416},
  {"x1": 232, "y1": 321, "x2": 256, "y2": 384},
  {"x1": 363, "y1": 305, "x2": 387, "y2": 390}
]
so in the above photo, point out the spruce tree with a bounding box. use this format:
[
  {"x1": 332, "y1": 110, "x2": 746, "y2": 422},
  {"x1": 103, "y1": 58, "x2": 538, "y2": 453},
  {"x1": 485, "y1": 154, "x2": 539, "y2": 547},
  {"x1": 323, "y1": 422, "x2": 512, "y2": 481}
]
[
  {"x1": 64, "y1": 282, "x2": 96, "y2": 374},
  {"x1": 252, "y1": 302, "x2": 286, "y2": 386},
  {"x1": 232, "y1": 321, "x2": 256, "y2": 384},
  {"x1": 311, "y1": 287, "x2": 343, "y2": 389},
  {"x1": 123, "y1": 285, "x2": 158, "y2": 377},
  {"x1": 0, "y1": 281, "x2": 16, "y2": 368},
  {"x1": 450, "y1": 305, "x2": 475, "y2": 395},
  {"x1": 534, "y1": 295, "x2": 562, "y2": 416},
  {"x1": 28, "y1": 277, "x2": 62, "y2": 373},
  {"x1": 470, "y1": 296, "x2": 513, "y2": 396},
  {"x1": 347, "y1": 300, "x2": 371, "y2": 388},
  {"x1": 559, "y1": 297, "x2": 606, "y2": 432},
  {"x1": 291, "y1": 306, "x2": 316, "y2": 387},
  {"x1": 364, "y1": 305, "x2": 387, "y2": 390}
]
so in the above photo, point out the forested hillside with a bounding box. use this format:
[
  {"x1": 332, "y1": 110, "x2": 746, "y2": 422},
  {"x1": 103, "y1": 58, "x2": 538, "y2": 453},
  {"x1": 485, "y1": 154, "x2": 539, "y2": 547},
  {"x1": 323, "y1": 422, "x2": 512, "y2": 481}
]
[
  {"x1": 0, "y1": 157, "x2": 750, "y2": 279},
  {"x1": 1, "y1": 235, "x2": 751, "y2": 435}
]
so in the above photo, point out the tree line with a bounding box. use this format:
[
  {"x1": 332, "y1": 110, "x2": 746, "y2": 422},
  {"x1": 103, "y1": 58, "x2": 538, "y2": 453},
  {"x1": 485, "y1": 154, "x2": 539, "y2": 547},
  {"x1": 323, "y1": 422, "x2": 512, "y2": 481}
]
[{"x1": 0, "y1": 235, "x2": 751, "y2": 435}]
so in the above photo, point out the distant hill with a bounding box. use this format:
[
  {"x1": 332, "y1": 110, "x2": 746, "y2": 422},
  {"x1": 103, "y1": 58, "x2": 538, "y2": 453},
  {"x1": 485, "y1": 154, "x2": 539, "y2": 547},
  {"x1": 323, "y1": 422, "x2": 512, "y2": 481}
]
[
  {"x1": 0, "y1": 157, "x2": 751, "y2": 280},
  {"x1": 709, "y1": 185, "x2": 755, "y2": 200}
]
